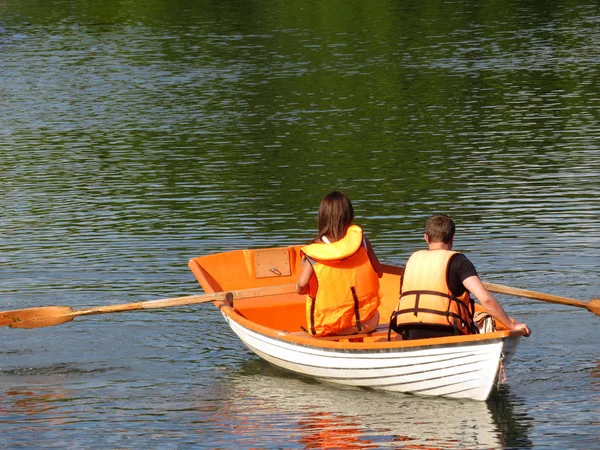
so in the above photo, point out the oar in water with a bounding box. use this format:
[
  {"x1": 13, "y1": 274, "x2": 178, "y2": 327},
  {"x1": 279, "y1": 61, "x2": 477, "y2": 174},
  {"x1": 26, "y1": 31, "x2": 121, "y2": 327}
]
[
  {"x1": 483, "y1": 282, "x2": 600, "y2": 316},
  {"x1": 0, "y1": 284, "x2": 297, "y2": 329}
]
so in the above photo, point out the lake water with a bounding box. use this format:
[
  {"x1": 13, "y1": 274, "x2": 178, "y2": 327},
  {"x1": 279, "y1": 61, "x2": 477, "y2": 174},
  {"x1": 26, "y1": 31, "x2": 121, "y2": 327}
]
[{"x1": 1, "y1": 0, "x2": 599, "y2": 448}]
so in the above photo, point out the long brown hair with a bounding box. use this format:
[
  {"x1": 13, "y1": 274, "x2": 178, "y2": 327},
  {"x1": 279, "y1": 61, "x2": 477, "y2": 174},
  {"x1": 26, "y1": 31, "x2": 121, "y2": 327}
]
[{"x1": 315, "y1": 191, "x2": 355, "y2": 243}]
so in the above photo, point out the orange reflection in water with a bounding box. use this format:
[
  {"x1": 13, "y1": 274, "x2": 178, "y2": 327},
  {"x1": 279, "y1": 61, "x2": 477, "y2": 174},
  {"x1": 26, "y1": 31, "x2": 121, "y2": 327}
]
[
  {"x1": 298, "y1": 411, "x2": 376, "y2": 449},
  {"x1": 590, "y1": 361, "x2": 600, "y2": 378},
  {"x1": 0, "y1": 385, "x2": 69, "y2": 427}
]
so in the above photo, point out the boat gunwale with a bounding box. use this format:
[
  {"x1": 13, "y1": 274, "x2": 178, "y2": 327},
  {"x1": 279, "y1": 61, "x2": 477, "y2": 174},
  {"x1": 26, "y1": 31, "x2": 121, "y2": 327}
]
[{"x1": 216, "y1": 300, "x2": 522, "y2": 352}]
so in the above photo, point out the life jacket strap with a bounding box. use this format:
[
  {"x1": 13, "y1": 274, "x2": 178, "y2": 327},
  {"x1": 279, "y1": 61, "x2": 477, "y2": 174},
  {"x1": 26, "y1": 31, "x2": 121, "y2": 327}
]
[
  {"x1": 397, "y1": 289, "x2": 475, "y2": 332},
  {"x1": 309, "y1": 296, "x2": 317, "y2": 335},
  {"x1": 351, "y1": 286, "x2": 362, "y2": 332},
  {"x1": 400, "y1": 289, "x2": 454, "y2": 300}
]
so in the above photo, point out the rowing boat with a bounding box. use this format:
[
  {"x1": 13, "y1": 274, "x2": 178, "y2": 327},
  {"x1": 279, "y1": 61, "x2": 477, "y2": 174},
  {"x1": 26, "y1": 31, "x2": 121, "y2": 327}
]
[{"x1": 188, "y1": 245, "x2": 523, "y2": 401}]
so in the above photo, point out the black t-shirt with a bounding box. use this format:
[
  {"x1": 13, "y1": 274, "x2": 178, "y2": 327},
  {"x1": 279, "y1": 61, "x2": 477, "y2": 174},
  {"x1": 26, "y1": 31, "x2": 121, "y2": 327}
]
[{"x1": 447, "y1": 253, "x2": 478, "y2": 297}]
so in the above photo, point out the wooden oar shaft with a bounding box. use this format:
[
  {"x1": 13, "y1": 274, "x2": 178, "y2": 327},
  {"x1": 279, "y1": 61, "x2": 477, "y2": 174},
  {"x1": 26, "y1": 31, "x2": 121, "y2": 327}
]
[
  {"x1": 483, "y1": 282, "x2": 588, "y2": 309},
  {"x1": 378, "y1": 264, "x2": 599, "y2": 316},
  {"x1": 2, "y1": 284, "x2": 297, "y2": 329},
  {"x1": 73, "y1": 284, "x2": 297, "y2": 317}
]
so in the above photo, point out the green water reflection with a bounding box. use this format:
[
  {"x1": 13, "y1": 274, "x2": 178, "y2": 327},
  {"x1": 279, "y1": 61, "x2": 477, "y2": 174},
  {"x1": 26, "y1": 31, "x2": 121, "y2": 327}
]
[{"x1": 1, "y1": 0, "x2": 598, "y2": 448}]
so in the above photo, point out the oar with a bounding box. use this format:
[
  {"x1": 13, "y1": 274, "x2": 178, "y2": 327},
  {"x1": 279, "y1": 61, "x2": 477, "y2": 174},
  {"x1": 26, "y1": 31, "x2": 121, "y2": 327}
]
[
  {"x1": 381, "y1": 263, "x2": 599, "y2": 316},
  {"x1": 483, "y1": 282, "x2": 600, "y2": 316},
  {"x1": 0, "y1": 284, "x2": 297, "y2": 329}
]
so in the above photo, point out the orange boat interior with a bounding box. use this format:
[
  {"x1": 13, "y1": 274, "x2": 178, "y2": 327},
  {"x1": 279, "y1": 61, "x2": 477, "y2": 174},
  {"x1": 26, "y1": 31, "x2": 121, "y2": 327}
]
[{"x1": 188, "y1": 246, "x2": 503, "y2": 342}]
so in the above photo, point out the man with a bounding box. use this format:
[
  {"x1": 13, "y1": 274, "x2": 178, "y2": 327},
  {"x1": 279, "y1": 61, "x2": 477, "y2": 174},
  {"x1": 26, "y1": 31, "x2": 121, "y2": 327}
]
[{"x1": 391, "y1": 214, "x2": 531, "y2": 339}]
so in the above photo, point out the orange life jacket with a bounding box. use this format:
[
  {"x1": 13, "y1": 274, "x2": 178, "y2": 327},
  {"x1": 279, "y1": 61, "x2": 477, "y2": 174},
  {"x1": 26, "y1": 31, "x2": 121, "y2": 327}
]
[
  {"x1": 301, "y1": 225, "x2": 381, "y2": 337},
  {"x1": 391, "y1": 249, "x2": 475, "y2": 335}
]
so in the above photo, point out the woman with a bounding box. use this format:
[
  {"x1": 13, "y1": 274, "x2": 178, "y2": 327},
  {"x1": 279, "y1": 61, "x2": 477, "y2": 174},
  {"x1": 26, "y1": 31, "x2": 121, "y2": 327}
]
[{"x1": 296, "y1": 191, "x2": 383, "y2": 337}]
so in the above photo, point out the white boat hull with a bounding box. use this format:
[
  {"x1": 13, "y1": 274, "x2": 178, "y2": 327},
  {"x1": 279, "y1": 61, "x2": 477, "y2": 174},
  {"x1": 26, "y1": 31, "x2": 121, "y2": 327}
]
[
  {"x1": 223, "y1": 313, "x2": 520, "y2": 401},
  {"x1": 188, "y1": 247, "x2": 524, "y2": 402}
]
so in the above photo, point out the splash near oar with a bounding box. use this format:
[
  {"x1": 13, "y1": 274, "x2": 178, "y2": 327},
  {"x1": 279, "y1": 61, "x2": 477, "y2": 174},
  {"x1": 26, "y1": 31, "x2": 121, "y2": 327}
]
[{"x1": 0, "y1": 284, "x2": 297, "y2": 329}]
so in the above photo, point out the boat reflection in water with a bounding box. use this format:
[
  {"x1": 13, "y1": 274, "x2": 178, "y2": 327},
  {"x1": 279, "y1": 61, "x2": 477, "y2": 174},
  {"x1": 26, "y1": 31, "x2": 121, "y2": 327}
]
[
  {"x1": 219, "y1": 360, "x2": 532, "y2": 449},
  {"x1": 0, "y1": 377, "x2": 70, "y2": 430}
]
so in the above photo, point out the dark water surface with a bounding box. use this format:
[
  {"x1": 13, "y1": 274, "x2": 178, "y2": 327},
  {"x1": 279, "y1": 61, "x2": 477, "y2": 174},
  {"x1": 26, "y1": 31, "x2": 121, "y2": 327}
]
[{"x1": 1, "y1": 0, "x2": 599, "y2": 448}]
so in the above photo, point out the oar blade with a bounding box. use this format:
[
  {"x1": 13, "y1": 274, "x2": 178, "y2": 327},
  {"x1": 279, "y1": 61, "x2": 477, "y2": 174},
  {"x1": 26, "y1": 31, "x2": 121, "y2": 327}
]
[
  {"x1": 0, "y1": 306, "x2": 75, "y2": 329},
  {"x1": 589, "y1": 299, "x2": 600, "y2": 316}
]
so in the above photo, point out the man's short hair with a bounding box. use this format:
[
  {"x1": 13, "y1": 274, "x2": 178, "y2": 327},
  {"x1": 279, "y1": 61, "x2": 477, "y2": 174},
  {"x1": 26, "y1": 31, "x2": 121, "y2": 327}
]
[{"x1": 425, "y1": 214, "x2": 455, "y2": 244}]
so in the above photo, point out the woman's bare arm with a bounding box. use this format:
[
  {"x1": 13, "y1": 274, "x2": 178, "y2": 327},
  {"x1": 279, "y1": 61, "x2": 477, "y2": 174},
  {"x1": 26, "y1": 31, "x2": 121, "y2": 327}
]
[
  {"x1": 364, "y1": 236, "x2": 384, "y2": 278},
  {"x1": 296, "y1": 259, "x2": 314, "y2": 294}
]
